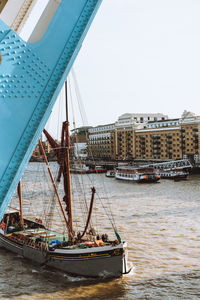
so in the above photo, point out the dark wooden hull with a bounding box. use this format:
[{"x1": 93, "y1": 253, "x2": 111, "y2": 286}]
[
  {"x1": 136, "y1": 177, "x2": 160, "y2": 183},
  {"x1": 0, "y1": 232, "x2": 129, "y2": 278}
]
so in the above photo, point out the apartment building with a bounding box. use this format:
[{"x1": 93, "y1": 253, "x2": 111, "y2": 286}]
[
  {"x1": 135, "y1": 127, "x2": 181, "y2": 160},
  {"x1": 135, "y1": 114, "x2": 200, "y2": 162},
  {"x1": 179, "y1": 114, "x2": 200, "y2": 163},
  {"x1": 115, "y1": 113, "x2": 168, "y2": 160},
  {"x1": 116, "y1": 113, "x2": 168, "y2": 126},
  {"x1": 86, "y1": 112, "x2": 200, "y2": 163},
  {"x1": 87, "y1": 124, "x2": 115, "y2": 160}
]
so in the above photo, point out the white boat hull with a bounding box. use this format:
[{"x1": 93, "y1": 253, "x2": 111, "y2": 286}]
[
  {"x1": 115, "y1": 173, "x2": 139, "y2": 181},
  {"x1": 115, "y1": 171, "x2": 160, "y2": 183}
]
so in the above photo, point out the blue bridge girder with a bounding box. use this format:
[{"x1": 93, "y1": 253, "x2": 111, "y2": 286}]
[{"x1": 0, "y1": 0, "x2": 102, "y2": 221}]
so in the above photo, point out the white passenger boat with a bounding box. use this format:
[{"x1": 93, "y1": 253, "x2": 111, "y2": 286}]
[
  {"x1": 115, "y1": 166, "x2": 160, "y2": 183},
  {"x1": 159, "y1": 170, "x2": 189, "y2": 181}
]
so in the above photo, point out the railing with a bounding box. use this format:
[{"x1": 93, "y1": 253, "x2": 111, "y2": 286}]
[{"x1": 142, "y1": 159, "x2": 193, "y2": 170}]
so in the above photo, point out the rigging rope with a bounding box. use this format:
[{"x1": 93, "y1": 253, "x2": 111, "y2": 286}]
[
  {"x1": 71, "y1": 68, "x2": 88, "y2": 126},
  {"x1": 68, "y1": 71, "x2": 118, "y2": 234}
]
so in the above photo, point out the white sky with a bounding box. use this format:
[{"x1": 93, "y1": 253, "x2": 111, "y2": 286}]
[{"x1": 47, "y1": 0, "x2": 200, "y2": 136}]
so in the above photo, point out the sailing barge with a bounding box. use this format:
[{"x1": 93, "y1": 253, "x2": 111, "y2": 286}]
[
  {"x1": 0, "y1": 83, "x2": 131, "y2": 278},
  {"x1": 0, "y1": 0, "x2": 131, "y2": 278},
  {"x1": 0, "y1": 210, "x2": 129, "y2": 278}
]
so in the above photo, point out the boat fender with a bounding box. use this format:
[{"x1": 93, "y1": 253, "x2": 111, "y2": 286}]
[
  {"x1": 84, "y1": 241, "x2": 94, "y2": 247},
  {"x1": 79, "y1": 243, "x2": 87, "y2": 249},
  {"x1": 0, "y1": 221, "x2": 5, "y2": 230},
  {"x1": 94, "y1": 239, "x2": 104, "y2": 247},
  {"x1": 35, "y1": 218, "x2": 43, "y2": 224}
]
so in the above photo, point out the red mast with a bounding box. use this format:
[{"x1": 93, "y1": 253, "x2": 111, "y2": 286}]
[
  {"x1": 43, "y1": 81, "x2": 73, "y2": 240},
  {"x1": 63, "y1": 80, "x2": 73, "y2": 238}
]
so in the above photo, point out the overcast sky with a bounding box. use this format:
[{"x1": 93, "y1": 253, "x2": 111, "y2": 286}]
[{"x1": 47, "y1": 0, "x2": 200, "y2": 135}]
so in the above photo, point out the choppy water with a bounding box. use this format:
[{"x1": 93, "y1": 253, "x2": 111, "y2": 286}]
[{"x1": 1, "y1": 163, "x2": 200, "y2": 299}]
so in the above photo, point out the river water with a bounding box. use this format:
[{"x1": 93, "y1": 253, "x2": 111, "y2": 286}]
[{"x1": 0, "y1": 163, "x2": 200, "y2": 299}]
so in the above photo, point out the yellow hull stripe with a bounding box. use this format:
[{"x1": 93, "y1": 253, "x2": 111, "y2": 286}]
[
  {"x1": 48, "y1": 252, "x2": 121, "y2": 259},
  {"x1": 0, "y1": 234, "x2": 23, "y2": 248}
]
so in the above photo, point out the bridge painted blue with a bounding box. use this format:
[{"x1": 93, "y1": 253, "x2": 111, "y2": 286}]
[{"x1": 0, "y1": 0, "x2": 102, "y2": 221}]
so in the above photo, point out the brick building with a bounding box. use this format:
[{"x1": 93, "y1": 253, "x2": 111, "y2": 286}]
[
  {"x1": 115, "y1": 113, "x2": 168, "y2": 160},
  {"x1": 87, "y1": 124, "x2": 115, "y2": 160},
  {"x1": 135, "y1": 113, "x2": 200, "y2": 162}
]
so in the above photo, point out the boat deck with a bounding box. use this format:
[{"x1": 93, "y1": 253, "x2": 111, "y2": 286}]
[
  {"x1": 10, "y1": 228, "x2": 68, "y2": 245},
  {"x1": 7, "y1": 227, "x2": 113, "y2": 251}
]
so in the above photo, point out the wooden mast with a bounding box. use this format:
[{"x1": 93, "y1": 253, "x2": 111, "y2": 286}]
[
  {"x1": 43, "y1": 81, "x2": 96, "y2": 240},
  {"x1": 43, "y1": 81, "x2": 73, "y2": 239},
  {"x1": 38, "y1": 139, "x2": 72, "y2": 237},
  {"x1": 63, "y1": 80, "x2": 73, "y2": 238},
  {"x1": 17, "y1": 181, "x2": 24, "y2": 229}
]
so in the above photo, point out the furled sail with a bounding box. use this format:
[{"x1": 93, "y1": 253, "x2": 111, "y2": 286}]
[{"x1": 0, "y1": 0, "x2": 102, "y2": 221}]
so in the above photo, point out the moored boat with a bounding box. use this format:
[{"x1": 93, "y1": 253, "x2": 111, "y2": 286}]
[
  {"x1": 106, "y1": 170, "x2": 115, "y2": 178},
  {"x1": 89, "y1": 166, "x2": 107, "y2": 174},
  {"x1": 70, "y1": 164, "x2": 90, "y2": 174},
  {"x1": 115, "y1": 166, "x2": 160, "y2": 183},
  {"x1": 160, "y1": 170, "x2": 189, "y2": 181}
]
